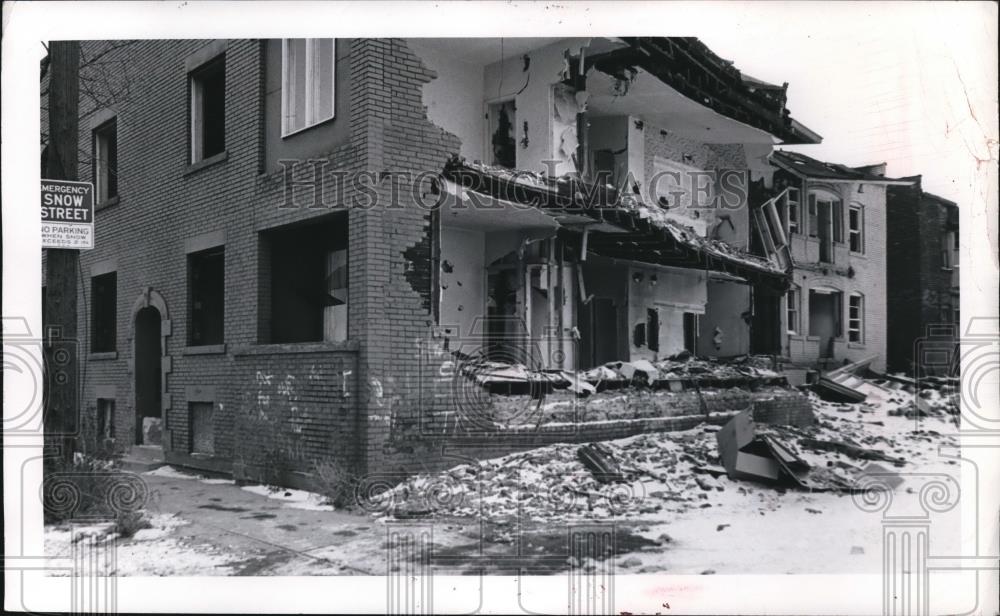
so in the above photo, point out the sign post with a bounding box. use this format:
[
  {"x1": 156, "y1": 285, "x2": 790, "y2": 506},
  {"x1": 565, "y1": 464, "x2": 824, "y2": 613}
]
[{"x1": 41, "y1": 179, "x2": 94, "y2": 250}]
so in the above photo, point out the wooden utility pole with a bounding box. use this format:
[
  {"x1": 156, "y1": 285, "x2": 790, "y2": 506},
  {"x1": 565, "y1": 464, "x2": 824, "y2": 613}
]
[{"x1": 44, "y1": 41, "x2": 80, "y2": 463}]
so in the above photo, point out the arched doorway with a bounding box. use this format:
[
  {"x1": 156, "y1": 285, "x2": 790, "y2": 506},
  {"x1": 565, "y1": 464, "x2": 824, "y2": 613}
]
[{"x1": 134, "y1": 306, "x2": 162, "y2": 445}]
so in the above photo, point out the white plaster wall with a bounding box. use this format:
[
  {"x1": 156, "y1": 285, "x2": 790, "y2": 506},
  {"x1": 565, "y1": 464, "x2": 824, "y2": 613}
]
[
  {"x1": 698, "y1": 280, "x2": 752, "y2": 357},
  {"x1": 483, "y1": 38, "x2": 590, "y2": 175},
  {"x1": 627, "y1": 265, "x2": 707, "y2": 361},
  {"x1": 440, "y1": 226, "x2": 486, "y2": 339},
  {"x1": 407, "y1": 39, "x2": 486, "y2": 161}
]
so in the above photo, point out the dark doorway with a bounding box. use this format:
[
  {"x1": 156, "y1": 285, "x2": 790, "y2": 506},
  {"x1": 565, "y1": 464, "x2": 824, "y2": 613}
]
[
  {"x1": 579, "y1": 297, "x2": 621, "y2": 369},
  {"x1": 750, "y1": 287, "x2": 781, "y2": 355},
  {"x1": 809, "y1": 290, "x2": 842, "y2": 358},
  {"x1": 134, "y1": 307, "x2": 162, "y2": 445}
]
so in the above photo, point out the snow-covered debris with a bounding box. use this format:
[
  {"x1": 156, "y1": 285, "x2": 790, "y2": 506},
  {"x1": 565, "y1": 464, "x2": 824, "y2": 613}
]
[{"x1": 374, "y1": 389, "x2": 958, "y2": 524}]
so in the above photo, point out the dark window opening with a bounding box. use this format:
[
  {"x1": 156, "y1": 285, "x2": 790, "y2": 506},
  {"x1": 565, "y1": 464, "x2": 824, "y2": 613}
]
[
  {"x1": 188, "y1": 247, "x2": 225, "y2": 346},
  {"x1": 489, "y1": 100, "x2": 516, "y2": 169},
  {"x1": 683, "y1": 312, "x2": 699, "y2": 354},
  {"x1": 646, "y1": 308, "x2": 660, "y2": 352},
  {"x1": 91, "y1": 272, "x2": 117, "y2": 353},
  {"x1": 261, "y1": 215, "x2": 348, "y2": 344},
  {"x1": 93, "y1": 118, "x2": 118, "y2": 201},
  {"x1": 190, "y1": 56, "x2": 226, "y2": 162}
]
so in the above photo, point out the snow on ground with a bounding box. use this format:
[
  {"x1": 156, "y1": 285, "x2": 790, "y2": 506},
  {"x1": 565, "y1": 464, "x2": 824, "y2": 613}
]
[
  {"x1": 45, "y1": 513, "x2": 243, "y2": 576},
  {"x1": 144, "y1": 465, "x2": 334, "y2": 510},
  {"x1": 373, "y1": 387, "x2": 961, "y2": 573},
  {"x1": 240, "y1": 484, "x2": 335, "y2": 511},
  {"x1": 144, "y1": 465, "x2": 236, "y2": 485}
]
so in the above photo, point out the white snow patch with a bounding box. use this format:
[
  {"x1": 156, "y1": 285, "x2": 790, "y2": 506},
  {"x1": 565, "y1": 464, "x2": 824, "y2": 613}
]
[
  {"x1": 143, "y1": 465, "x2": 235, "y2": 485},
  {"x1": 240, "y1": 484, "x2": 335, "y2": 511}
]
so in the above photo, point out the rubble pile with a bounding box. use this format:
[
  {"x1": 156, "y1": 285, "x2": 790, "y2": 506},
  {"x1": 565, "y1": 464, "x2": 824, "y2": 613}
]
[
  {"x1": 376, "y1": 387, "x2": 958, "y2": 525},
  {"x1": 460, "y1": 354, "x2": 786, "y2": 396}
]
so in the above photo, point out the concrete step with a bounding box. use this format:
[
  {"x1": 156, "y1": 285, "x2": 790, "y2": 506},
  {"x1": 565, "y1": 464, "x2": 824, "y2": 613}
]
[{"x1": 120, "y1": 445, "x2": 166, "y2": 473}]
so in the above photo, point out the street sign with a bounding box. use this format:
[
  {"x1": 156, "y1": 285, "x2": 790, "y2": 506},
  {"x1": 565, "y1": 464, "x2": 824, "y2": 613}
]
[{"x1": 41, "y1": 179, "x2": 94, "y2": 249}]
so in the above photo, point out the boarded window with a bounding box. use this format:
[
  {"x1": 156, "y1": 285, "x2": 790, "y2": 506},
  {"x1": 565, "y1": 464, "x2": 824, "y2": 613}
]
[
  {"x1": 91, "y1": 272, "x2": 117, "y2": 352},
  {"x1": 93, "y1": 118, "x2": 118, "y2": 202},
  {"x1": 189, "y1": 402, "x2": 214, "y2": 455},
  {"x1": 188, "y1": 247, "x2": 225, "y2": 345},
  {"x1": 282, "y1": 39, "x2": 336, "y2": 135},
  {"x1": 190, "y1": 55, "x2": 226, "y2": 162},
  {"x1": 263, "y1": 215, "x2": 348, "y2": 344}
]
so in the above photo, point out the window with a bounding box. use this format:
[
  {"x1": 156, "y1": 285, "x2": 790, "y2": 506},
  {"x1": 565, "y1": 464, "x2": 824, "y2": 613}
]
[
  {"x1": 189, "y1": 56, "x2": 226, "y2": 162},
  {"x1": 188, "y1": 247, "x2": 225, "y2": 346},
  {"x1": 263, "y1": 216, "x2": 348, "y2": 344},
  {"x1": 488, "y1": 99, "x2": 517, "y2": 169},
  {"x1": 848, "y1": 205, "x2": 864, "y2": 253},
  {"x1": 848, "y1": 293, "x2": 864, "y2": 343},
  {"x1": 786, "y1": 287, "x2": 800, "y2": 334},
  {"x1": 93, "y1": 118, "x2": 118, "y2": 202},
  {"x1": 646, "y1": 308, "x2": 660, "y2": 352},
  {"x1": 282, "y1": 39, "x2": 336, "y2": 136},
  {"x1": 807, "y1": 194, "x2": 819, "y2": 237},
  {"x1": 941, "y1": 231, "x2": 955, "y2": 268},
  {"x1": 786, "y1": 187, "x2": 800, "y2": 234},
  {"x1": 832, "y1": 200, "x2": 844, "y2": 243},
  {"x1": 91, "y1": 272, "x2": 117, "y2": 352}
]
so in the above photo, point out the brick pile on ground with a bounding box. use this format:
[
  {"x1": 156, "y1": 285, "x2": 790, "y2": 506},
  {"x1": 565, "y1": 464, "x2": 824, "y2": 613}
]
[{"x1": 374, "y1": 387, "x2": 958, "y2": 524}]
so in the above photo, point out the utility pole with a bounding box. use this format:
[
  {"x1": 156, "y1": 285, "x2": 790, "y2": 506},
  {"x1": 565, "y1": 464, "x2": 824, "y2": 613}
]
[{"x1": 44, "y1": 41, "x2": 80, "y2": 464}]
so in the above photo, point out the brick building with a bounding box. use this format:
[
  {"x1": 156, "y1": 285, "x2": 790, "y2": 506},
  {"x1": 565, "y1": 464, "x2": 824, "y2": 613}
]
[
  {"x1": 768, "y1": 151, "x2": 913, "y2": 373},
  {"x1": 43, "y1": 38, "x2": 819, "y2": 486},
  {"x1": 885, "y1": 177, "x2": 960, "y2": 374}
]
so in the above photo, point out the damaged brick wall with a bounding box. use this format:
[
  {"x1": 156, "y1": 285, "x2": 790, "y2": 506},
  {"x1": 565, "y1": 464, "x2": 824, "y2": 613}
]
[{"x1": 349, "y1": 39, "x2": 463, "y2": 476}]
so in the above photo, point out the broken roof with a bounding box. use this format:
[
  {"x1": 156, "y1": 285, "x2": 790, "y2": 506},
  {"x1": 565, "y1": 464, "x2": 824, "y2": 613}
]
[
  {"x1": 440, "y1": 158, "x2": 790, "y2": 289},
  {"x1": 772, "y1": 150, "x2": 913, "y2": 184},
  {"x1": 585, "y1": 37, "x2": 822, "y2": 145}
]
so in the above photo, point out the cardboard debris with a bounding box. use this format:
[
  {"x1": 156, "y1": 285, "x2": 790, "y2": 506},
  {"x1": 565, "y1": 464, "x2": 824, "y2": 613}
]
[{"x1": 715, "y1": 410, "x2": 784, "y2": 482}]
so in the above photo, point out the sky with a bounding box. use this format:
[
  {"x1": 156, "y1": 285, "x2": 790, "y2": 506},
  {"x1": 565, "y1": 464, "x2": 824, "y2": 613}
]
[{"x1": 696, "y1": 2, "x2": 997, "y2": 206}]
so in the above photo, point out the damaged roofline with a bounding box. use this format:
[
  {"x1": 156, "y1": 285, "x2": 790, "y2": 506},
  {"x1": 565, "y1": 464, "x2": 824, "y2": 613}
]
[
  {"x1": 584, "y1": 37, "x2": 822, "y2": 146},
  {"x1": 771, "y1": 154, "x2": 916, "y2": 185}
]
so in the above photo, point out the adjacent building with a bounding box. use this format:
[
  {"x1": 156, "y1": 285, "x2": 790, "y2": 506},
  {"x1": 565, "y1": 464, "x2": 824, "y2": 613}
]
[
  {"x1": 768, "y1": 150, "x2": 912, "y2": 373},
  {"x1": 42, "y1": 38, "x2": 820, "y2": 483},
  {"x1": 885, "y1": 177, "x2": 960, "y2": 374}
]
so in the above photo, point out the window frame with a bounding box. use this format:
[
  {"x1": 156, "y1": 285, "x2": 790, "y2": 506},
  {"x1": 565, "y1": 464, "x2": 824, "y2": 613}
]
[
  {"x1": 786, "y1": 286, "x2": 800, "y2": 335},
  {"x1": 92, "y1": 118, "x2": 118, "y2": 203},
  {"x1": 941, "y1": 231, "x2": 955, "y2": 269},
  {"x1": 848, "y1": 292, "x2": 864, "y2": 344},
  {"x1": 189, "y1": 55, "x2": 227, "y2": 164},
  {"x1": 848, "y1": 204, "x2": 865, "y2": 253},
  {"x1": 281, "y1": 39, "x2": 337, "y2": 137},
  {"x1": 187, "y1": 246, "x2": 226, "y2": 347},
  {"x1": 786, "y1": 187, "x2": 800, "y2": 234}
]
